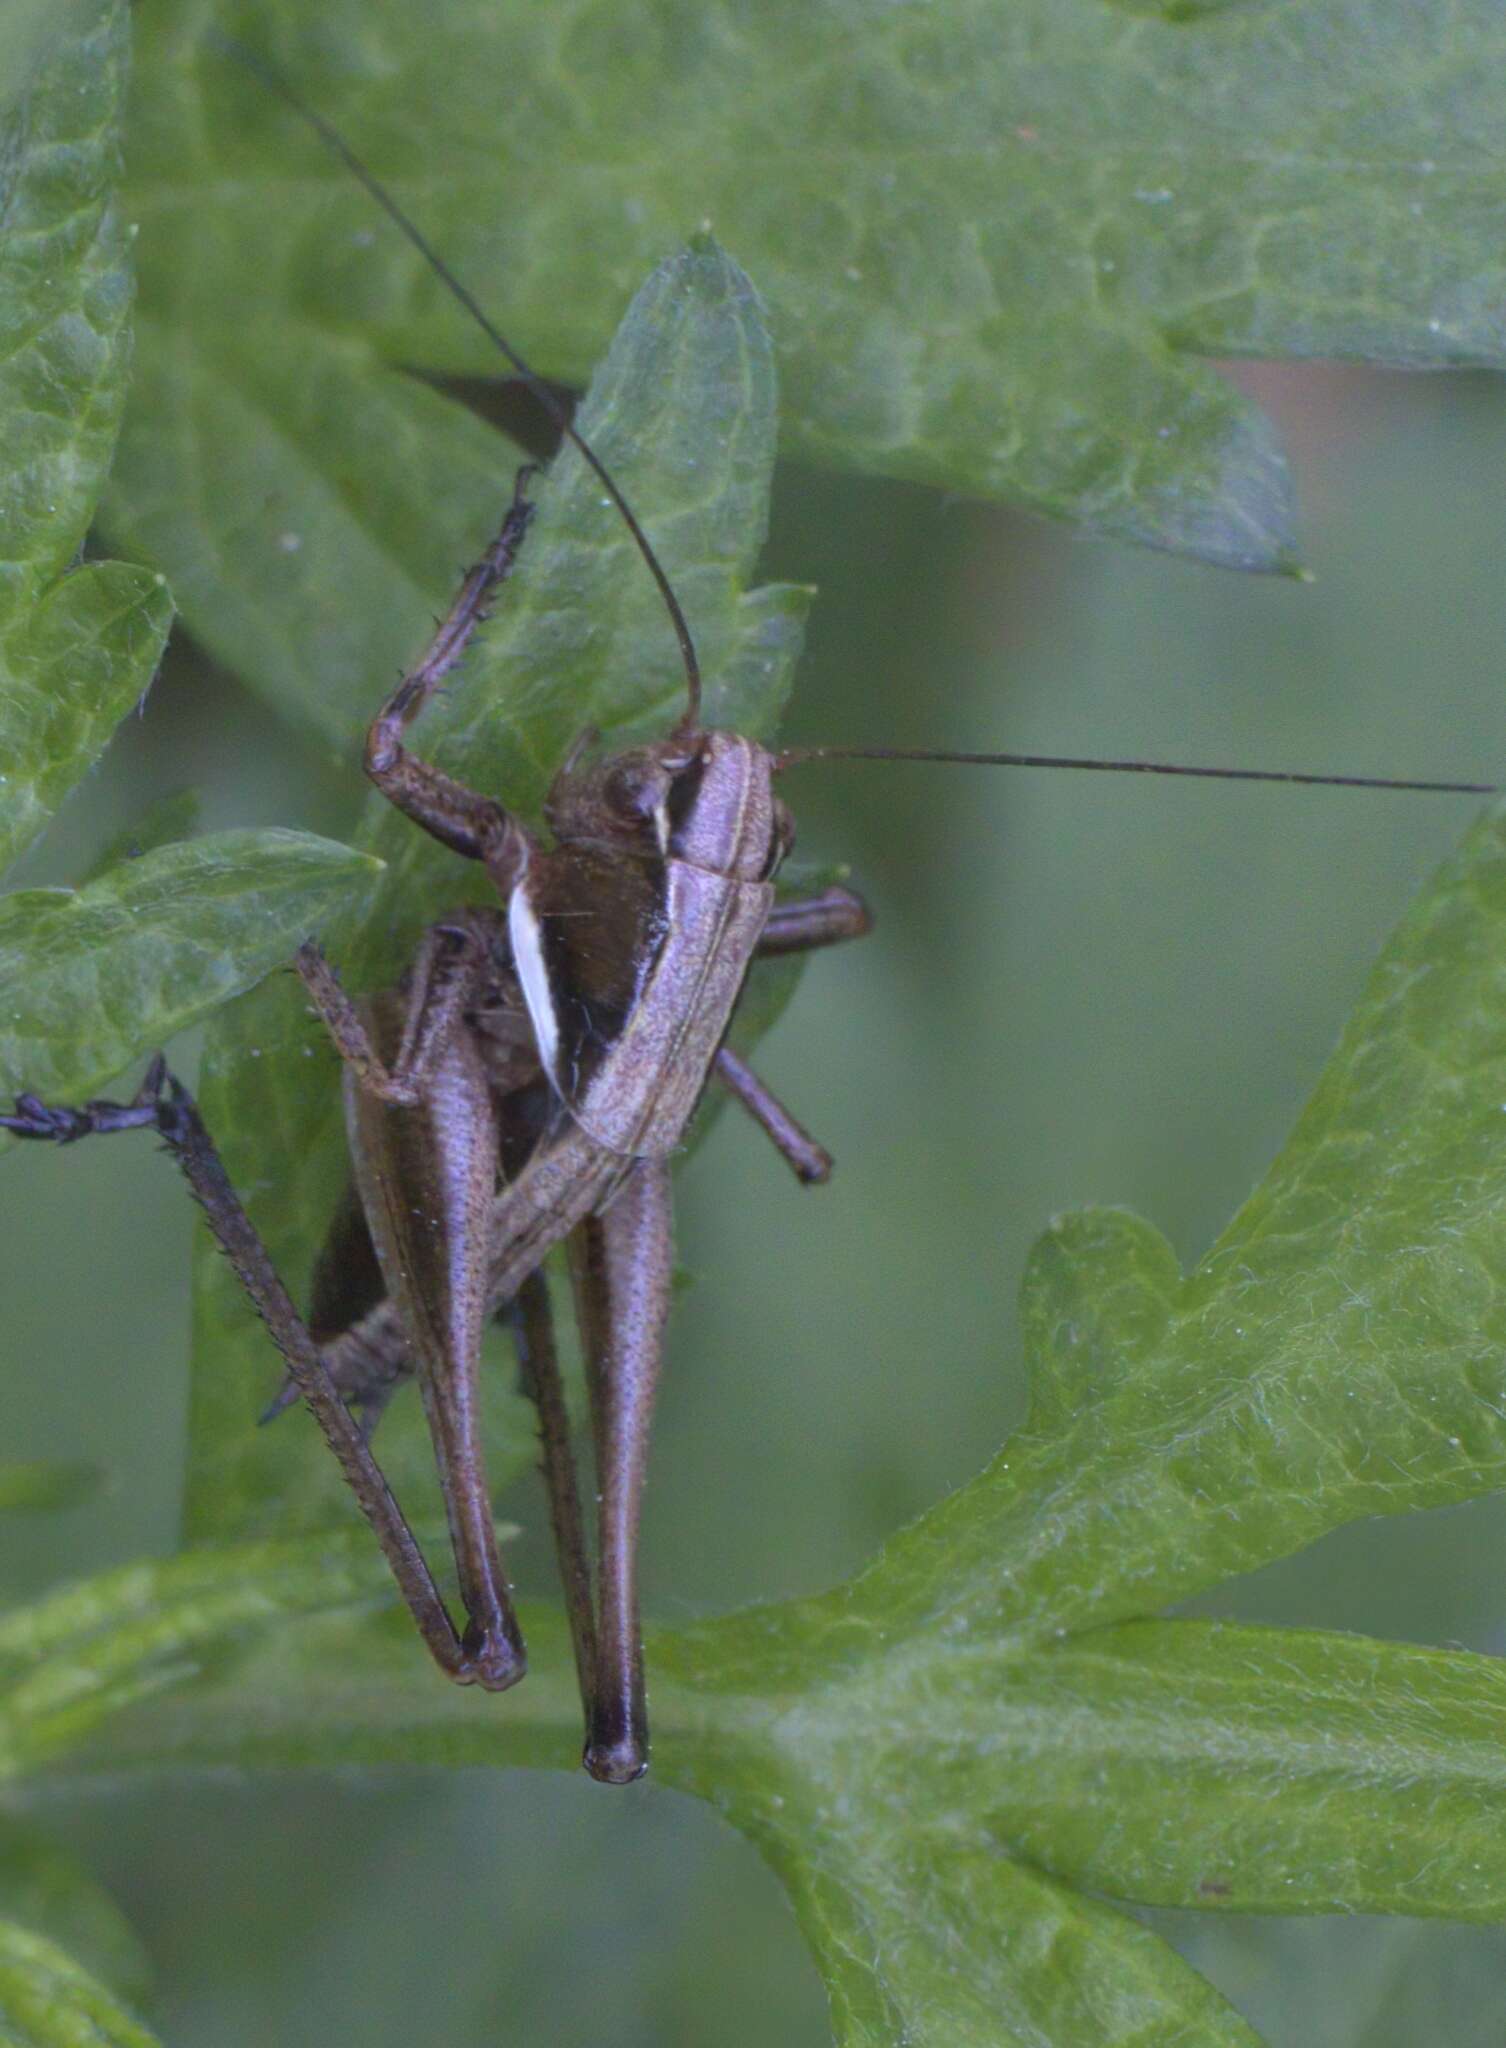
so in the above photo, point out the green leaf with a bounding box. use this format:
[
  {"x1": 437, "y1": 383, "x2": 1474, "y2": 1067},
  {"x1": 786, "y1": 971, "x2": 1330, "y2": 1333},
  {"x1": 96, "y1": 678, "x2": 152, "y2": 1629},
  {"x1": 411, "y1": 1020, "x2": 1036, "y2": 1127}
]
[
  {"x1": 0, "y1": 0, "x2": 172, "y2": 879},
  {"x1": 0, "y1": 1465, "x2": 103, "y2": 1518},
  {"x1": 0, "y1": 1532, "x2": 401, "y2": 1779},
  {"x1": 103, "y1": 311, "x2": 509, "y2": 749},
  {"x1": 104, "y1": 0, "x2": 1506, "y2": 734},
  {"x1": 829, "y1": 800, "x2": 1506, "y2": 1655},
  {"x1": 965, "y1": 1619, "x2": 1506, "y2": 1920},
  {"x1": 51, "y1": 1599, "x2": 1506, "y2": 2042},
  {"x1": 182, "y1": 239, "x2": 808, "y2": 1542},
  {"x1": 42, "y1": 1606, "x2": 1281, "y2": 2048},
  {"x1": 0, "y1": 1920, "x2": 158, "y2": 2048},
  {"x1": 0, "y1": 831, "x2": 380, "y2": 1128},
  {"x1": 755, "y1": 1830, "x2": 1265, "y2": 2048},
  {"x1": 30, "y1": 795, "x2": 1506, "y2": 2047}
]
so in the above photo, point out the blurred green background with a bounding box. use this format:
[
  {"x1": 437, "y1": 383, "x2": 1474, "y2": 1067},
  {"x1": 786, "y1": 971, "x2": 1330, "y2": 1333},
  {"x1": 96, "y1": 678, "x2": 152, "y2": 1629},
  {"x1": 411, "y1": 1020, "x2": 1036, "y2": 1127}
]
[{"x1": 6, "y1": 360, "x2": 1506, "y2": 2044}]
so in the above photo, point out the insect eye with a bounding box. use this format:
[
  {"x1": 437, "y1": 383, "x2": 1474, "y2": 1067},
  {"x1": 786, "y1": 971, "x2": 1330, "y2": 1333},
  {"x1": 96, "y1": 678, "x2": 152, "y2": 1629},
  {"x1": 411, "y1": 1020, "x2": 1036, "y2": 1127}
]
[{"x1": 603, "y1": 761, "x2": 659, "y2": 821}]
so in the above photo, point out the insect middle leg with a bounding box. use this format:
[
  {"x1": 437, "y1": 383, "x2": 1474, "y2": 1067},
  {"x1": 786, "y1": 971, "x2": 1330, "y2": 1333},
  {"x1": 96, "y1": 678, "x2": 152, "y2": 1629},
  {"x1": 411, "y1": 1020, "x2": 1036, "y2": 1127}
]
[
  {"x1": 711, "y1": 882, "x2": 873, "y2": 1182},
  {"x1": 1, "y1": 1064, "x2": 502, "y2": 1687},
  {"x1": 755, "y1": 883, "x2": 871, "y2": 957}
]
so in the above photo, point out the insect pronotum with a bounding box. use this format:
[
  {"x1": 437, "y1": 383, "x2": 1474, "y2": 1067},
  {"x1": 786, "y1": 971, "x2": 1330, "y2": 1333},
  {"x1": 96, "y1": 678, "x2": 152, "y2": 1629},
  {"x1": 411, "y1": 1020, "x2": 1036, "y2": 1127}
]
[{"x1": 3, "y1": 47, "x2": 1496, "y2": 1781}]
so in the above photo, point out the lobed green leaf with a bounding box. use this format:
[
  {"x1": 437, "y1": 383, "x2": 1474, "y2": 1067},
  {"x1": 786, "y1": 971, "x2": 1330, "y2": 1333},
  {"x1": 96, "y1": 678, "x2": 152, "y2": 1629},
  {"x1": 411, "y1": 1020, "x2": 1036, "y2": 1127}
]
[
  {"x1": 759, "y1": 1832, "x2": 1265, "y2": 2048},
  {"x1": 102, "y1": 0, "x2": 1506, "y2": 742},
  {"x1": 64, "y1": 797, "x2": 1506, "y2": 2045},
  {"x1": 0, "y1": 1532, "x2": 405, "y2": 1780},
  {"x1": 818, "y1": 802, "x2": 1506, "y2": 1654},
  {"x1": 51, "y1": 1588, "x2": 1506, "y2": 2042},
  {"x1": 0, "y1": 0, "x2": 172, "y2": 878},
  {"x1": 116, "y1": 1588, "x2": 1270, "y2": 2048},
  {"x1": 977, "y1": 1619, "x2": 1506, "y2": 1920}
]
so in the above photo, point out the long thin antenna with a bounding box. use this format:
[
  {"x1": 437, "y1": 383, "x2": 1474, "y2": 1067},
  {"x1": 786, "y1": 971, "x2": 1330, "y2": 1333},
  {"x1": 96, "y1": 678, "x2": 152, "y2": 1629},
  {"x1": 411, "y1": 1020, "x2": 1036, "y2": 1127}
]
[
  {"x1": 211, "y1": 33, "x2": 703, "y2": 727},
  {"x1": 777, "y1": 745, "x2": 1497, "y2": 796}
]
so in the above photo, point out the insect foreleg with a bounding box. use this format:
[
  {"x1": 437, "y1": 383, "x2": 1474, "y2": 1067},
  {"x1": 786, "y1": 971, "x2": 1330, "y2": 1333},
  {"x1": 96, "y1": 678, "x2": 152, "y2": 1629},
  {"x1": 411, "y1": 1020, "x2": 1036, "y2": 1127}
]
[
  {"x1": 755, "y1": 883, "x2": 872, "y2": 957},
  {"x1": 363, "y1": 464, "x2": 536, "y2": 887}
]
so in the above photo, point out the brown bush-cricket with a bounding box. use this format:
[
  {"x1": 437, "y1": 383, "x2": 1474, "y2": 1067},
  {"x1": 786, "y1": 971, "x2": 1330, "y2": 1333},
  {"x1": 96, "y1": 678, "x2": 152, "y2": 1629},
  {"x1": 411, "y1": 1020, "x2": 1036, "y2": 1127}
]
[{"x1": 3, "y1": 52, "x2": 1497, "y2": 1784}]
